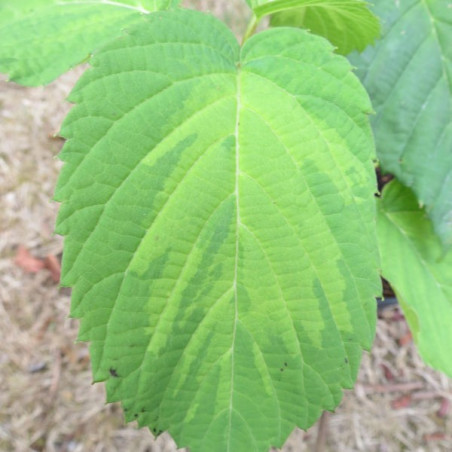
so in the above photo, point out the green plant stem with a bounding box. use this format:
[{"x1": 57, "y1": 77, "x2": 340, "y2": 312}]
[{"x1": 242, "y1": 14, "x2": 258, "y2": 44}]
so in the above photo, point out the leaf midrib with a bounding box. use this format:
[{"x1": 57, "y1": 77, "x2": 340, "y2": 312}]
[{"x1": 226, "y1": 63, "x2": 242, "y2": 452}]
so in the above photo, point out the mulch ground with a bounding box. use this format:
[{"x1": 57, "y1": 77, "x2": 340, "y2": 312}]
[{"x1": 1, "y1": 2, "x2": 451, "y2": 451}]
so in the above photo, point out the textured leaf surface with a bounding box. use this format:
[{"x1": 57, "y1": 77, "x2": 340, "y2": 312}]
[
  {"x1": 0, "y1": 0, "x2": 180, "y2": 85},
  {"x1": 349, "y1": 0, "x2": 452, "y2": 248},
  {"x1": 56, "y1": 9, "x2": 380, "y2": 451},
  {"x1": 378, "y1": 180, "x2": 452, "y2": 377},
  {"x1": 245, "y1": 0, "x2": 380, "y2": 55}
]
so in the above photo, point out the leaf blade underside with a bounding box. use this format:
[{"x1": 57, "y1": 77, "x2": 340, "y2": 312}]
[
  {"x1": 0, "y1": 0, "x2": 181, "y2": 85},
  {"x1": 245, "y1": 0, "x2": 380, "y2": 55},
  {"x1": 349, "y1": 0, "x2": 452, "y2": 249},
  {"x1": 55, "y1": 9, "x2": 380, "y2": 452},
  {"x1": 377, "y1": 180, "x2": 452, "y2": 377}
]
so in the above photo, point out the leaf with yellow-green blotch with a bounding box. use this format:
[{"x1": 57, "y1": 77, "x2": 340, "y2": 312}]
[{"x1": 55, "y1": 9, "x2": 380, "y2": 452}]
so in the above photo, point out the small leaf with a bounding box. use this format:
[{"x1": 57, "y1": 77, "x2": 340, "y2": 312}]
[
  {"x1": 56, "y1": 9, "x2": 380, "y2": 451},
  {"x1": 350, "y1": 0, "x2": 452, "y2": 249},
  {"x1": 0, "y1": 0, "x2": 181, "y2": 86},
  {"x1": 245, "y1": 0, "x2": 380, "y2": 54},
  {"x1": 378, "y1": 180, "x2": 452, "y2": 377}
]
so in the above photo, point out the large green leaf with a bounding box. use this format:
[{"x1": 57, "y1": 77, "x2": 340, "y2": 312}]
[
  {"x1": 245, "y1": 0, "x2": 380, "y2": 55},
  {"x1": 377, "y1": 180, "x2": 452, "y2": 377},
  {"x1": 349, "y1": 0, "x2": 452, "y2": 249},
  {"x1": 0, "y1": 0, "x2": 181, "y2": 86},
  {"x1": 55, "y1": 9, "x2": 380, "y2": 451}
]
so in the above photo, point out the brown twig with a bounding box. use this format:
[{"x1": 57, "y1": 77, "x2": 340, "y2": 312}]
[
  {"x1": 314, "y1": 411, "x2": 329, "y2": 452},
  {"x1": 49, "y1": 348, "x2": 62, "y2": 400},
  {"x1": 358, "y1": 382, "x2": 424, "y2": 393}
]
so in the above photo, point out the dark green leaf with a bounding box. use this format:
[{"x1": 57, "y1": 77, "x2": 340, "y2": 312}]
[{"x1": 350, "y1": 0, "x2": 452, "y2": 248}]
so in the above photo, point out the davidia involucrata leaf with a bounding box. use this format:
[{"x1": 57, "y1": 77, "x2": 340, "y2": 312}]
[
  {"x1": 350, "y1": 0, "x2": 452, "y2": 249},
  {"x1": 0, "y1": 0, "x2": 181, "y2": 86},
  {"x1": 55, "y1": 9, "x2": 380, "y2": 451},
  {"x1": 245, "y1": 0, "x2": 380, "y2": 55},
  {"x1": 378, "y1": 180, "x2": 452, "y2": 377}
]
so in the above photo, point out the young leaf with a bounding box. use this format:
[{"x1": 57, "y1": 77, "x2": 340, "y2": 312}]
[
  {"x1": 0, "y1": 0, "x2": 181, "y2": 86},
  {"x1": 56, "y1": 9, "x2": 380, "y2": 451},
  {"x1": 245, "y1": 0, "x2": 380, "y2": 55},
  {"x1": 349, "y1": 0, "x2": 452, "y2": 249},
  {"x1": 377, "y1": 180, "x2": 452, "y2": 377}
]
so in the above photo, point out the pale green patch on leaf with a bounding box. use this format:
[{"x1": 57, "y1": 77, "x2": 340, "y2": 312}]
[
  {"x1": 350, "y1": 0, "x2": 452, "y2": 249},
  {"x1": 245, "y1": 0, "x2": 380, "y2": 55},
  {"x1": 377, "y1": 180, "x2": 452, "y2": 377},
  {"x1": 56, "y1": 9, "x2": 380, "y2": 451},
  {"x1": 0, "y1": 0, "x2": 181, "y2": 86}
]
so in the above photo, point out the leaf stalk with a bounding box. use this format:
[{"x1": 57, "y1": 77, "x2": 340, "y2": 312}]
[{"x1": 242, "y1": 14, "x2": 258, "y2": 44}]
